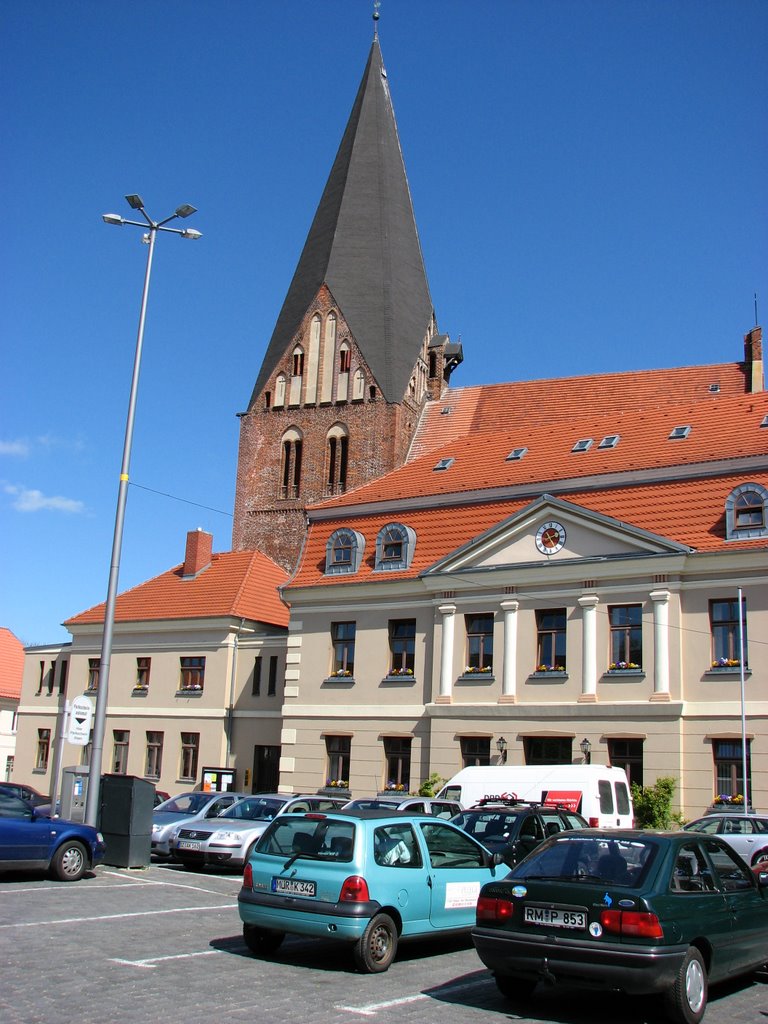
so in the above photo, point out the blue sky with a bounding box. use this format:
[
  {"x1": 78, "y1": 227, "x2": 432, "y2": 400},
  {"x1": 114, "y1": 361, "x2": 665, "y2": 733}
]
[{"x1": 2, "y1": 0, "x2": 766, "y2": 646}]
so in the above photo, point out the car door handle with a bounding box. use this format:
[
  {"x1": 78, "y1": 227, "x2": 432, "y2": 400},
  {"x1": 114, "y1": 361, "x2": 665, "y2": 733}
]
[{"x1": 427, "y1": 875, "x2": 433, "y2": 888}]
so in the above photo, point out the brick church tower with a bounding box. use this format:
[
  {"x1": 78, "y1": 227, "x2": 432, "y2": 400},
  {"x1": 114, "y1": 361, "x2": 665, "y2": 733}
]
[{"x1": 232, "y1": 35, "x2": 463, "y2": 571}]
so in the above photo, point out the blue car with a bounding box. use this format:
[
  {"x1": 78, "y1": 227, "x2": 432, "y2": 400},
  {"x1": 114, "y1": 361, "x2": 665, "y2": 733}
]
[
  {"x1": 0, "y1": 790, "x2": 105, "y2": 881},
  {"x1": 238, "y1": 808, "x2": 507, "y2": 972}
]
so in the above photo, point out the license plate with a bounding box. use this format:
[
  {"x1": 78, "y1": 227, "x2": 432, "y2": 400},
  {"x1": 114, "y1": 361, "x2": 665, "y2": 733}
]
[
  {"x1": 272, "y1": 877, "x2": 316, "y2": 897},
  {"x1": 523, "y1": 905, "x2": 586, "y2": 929},
  {"x1": 178, "y1": 840, "x2": 201, "y2": 851}
]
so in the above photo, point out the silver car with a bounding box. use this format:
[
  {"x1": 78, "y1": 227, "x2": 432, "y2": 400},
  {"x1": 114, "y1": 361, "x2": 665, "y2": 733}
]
[
  {"x1": 169, "y1": 793, "x2": 347, "y2": 869},
  {"x1": 151, "y1": 791, "x2": 247, "y2": 857},
  {"x1": 683, "y1": 812, "x2": 768, "y2": 866},
  {"x1": 342, "y1": 795, "x2": 462, "y2": 818}
]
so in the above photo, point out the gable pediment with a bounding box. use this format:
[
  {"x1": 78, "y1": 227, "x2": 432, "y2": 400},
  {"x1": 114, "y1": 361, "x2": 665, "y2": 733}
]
[{"x1": 424, "y1": 495, "x2": 692, "y2": 575}]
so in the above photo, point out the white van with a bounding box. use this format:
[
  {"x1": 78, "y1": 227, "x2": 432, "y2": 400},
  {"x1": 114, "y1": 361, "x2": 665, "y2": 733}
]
[{"x1": 437, "y1": 764, "x2": 633, "y2": 829}]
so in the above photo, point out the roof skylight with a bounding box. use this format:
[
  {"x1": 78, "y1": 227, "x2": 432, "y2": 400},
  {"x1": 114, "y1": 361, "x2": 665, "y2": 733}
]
[
  {"x1": 669, "y1": 425, "x2": 691, "y2": 440},
  {"x1": 433, "y1": 457, "x2": 455, "y2": 471},
  {"x1": 598, "y1": 435, "x2": 620, "y2": 449},
  {"x1": 506, "y1": 447, "x2": 528, "y2": 461},
  {"x1": 572, "y1": 439, "x2": 593, "y2": 453}
]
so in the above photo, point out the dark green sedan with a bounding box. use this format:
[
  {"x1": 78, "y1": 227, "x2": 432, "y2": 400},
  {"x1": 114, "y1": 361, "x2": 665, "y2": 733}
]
[{"x1": 472, "y1": 829, "x2": 768, "y2": 1024}]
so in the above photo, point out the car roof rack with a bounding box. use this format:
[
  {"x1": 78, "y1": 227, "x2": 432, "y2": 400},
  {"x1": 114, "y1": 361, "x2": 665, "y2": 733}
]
[{"x1": 471, "y1": 797, "x2": 572, "y2": 811}]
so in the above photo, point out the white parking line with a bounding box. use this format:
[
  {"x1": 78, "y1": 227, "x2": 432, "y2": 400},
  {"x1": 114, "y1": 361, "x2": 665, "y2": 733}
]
[
  {"x1": 335, "y1": 976, "x2": 491, "y2": 1016},
  {"x1": 109, "y1": 949, "x2": 226, "y2": 970},
  {"x1": 0, "y1": 904, "x2": 235, "y2": 929},
  {"x1": 101, "y1": 869, "x2": 241, "y2": 897}
]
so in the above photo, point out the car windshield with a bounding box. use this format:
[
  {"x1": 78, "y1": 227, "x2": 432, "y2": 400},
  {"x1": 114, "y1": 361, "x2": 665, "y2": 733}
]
[
  {"x1": 511, "y1": 834, "x2": 658, "y2": 888},
  {"x1": 156, "y1": 793, "x2": 214, "y2": 814},
  {"x1": 452, "y1": 811, "x2": 520, "y2": 840},
  {"x1": 220, "y1": 798, "x2": 284, "y2": 821},
  {"x1": 256, "y1": 816, "x2": 356, "y2": 862}
]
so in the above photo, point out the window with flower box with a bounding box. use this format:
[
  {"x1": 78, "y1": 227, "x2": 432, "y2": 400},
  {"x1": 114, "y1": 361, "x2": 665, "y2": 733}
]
[
  {"x1": 388, "y1": 619, "x2": 415, "y2": 675},
  {"x1": 135, "y1": 657, "x2": 151, "y2": 690},
  {"x1": 331, "y1": 622, "x2": 355, "y2": 677},
  {"x1": 535, "y1": 609, "x2": 566, "y2": 671},
  {"x1": 710, "y1": 598, "x2": 748, "y2": 668},
  {"x1": 384, "y1": 737, "x2": 411, "y2": 791},
  {"x1": 179, "y1": 656, "x2": 206, "y2": 692},
  {"x1": 713, "y1": 739, "x2": 751, "y2": 803},
  {"x1": 464, "y1": 614, "x2": 494, "y2": 674},
  {"x1": 608, "y1": 605, "x2": 642, "y2": 670},
  {"x1": 325, "y1": 736, "x2": 350, "y2": 789}
]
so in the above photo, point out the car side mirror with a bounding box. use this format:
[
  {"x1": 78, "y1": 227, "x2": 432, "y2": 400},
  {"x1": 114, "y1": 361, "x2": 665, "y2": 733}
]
[{"x1": 490, "y1": 850, "x2": 506, "y2": 867}]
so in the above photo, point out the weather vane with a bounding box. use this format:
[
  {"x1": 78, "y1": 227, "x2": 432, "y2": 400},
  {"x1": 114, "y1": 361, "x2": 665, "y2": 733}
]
[{"x1": 373, "y1": 0, "x2": 381, "y2": 38}]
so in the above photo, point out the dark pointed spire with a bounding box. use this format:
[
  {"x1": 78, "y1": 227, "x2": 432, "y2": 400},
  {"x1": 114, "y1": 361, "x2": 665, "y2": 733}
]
[{"x1": 251, "y1": 39, "x2": 434, "y2": 405}]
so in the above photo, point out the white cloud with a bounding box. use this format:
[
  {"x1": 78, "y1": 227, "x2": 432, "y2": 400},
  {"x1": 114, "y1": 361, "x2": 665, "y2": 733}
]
[
  {"x1": 4, "y1": 484, "x2": 85, "y2": 514},
  {"x1": 0, "y1": 439, "x2": 30, "y2": 457}
]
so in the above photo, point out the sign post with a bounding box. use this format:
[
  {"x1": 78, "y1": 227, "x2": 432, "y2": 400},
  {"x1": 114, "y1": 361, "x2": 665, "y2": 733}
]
[{"x1": 67, "y1": 695, "x2": 94, "y2": 747}]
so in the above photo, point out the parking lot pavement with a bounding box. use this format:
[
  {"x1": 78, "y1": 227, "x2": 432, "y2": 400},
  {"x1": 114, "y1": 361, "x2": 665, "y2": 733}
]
[{"x1": 1, "y1": 862, "x2": 767, "y2": 1024}]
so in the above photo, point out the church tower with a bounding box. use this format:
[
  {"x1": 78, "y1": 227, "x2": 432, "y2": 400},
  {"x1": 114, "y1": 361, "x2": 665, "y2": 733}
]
[{"x1": 232, "y1": 34, "x2": 462, "y2": 569}]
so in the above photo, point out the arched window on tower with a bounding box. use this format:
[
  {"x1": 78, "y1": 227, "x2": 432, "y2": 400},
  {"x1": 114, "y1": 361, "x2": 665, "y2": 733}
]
[
  {"x1": 274, "y1": 373, "x2": 286, "y2": 408},
  {"x1": 289, "y1": 347, "x2": 304, "y2": 405},
  {"x1": 320, "y1": 312, "x2": 337, "y2": 403},
  {"x1": 280, "y1": 427, "x2": 303, "y2": 499},
  {"x1": 337, "y1": 342, "x2": 351, "y2": 401},
  {"x1": 325, "y1": 423, "x2": 349, "y2": 496},
  {"x1": 352, "y1": 368, "x2": 365, "y2": 401}
]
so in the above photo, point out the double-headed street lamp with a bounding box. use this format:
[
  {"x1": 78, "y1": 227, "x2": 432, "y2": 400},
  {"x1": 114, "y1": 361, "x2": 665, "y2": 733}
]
[{"x1": 84, "y1": 195, "x2": 201, "y2": 827}]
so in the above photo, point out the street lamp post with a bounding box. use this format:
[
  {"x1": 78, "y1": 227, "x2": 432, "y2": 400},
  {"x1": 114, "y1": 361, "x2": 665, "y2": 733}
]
[{"x1": 84, "y1": 195, "x2": 201, "y2": 827}]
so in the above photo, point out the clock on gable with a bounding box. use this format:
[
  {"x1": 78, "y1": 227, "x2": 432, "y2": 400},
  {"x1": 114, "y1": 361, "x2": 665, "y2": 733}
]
[{"x1": 535, "y1": 520, "x2": 566, "y2": 555}]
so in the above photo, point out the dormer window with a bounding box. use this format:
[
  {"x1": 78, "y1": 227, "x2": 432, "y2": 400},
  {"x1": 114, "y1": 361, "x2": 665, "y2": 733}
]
[
  {"x1": 375, "y1": 523, "x2": 416, "y2": 572},
  {"x1": 725, "y1": 483, "x2": 768, "y2": 540},
  {"x1": 669, "y1": 425, "x2": 691, "y2": 440},
  {"x1": 325, "y1": 528, "x2": 365, "y2": 575}
]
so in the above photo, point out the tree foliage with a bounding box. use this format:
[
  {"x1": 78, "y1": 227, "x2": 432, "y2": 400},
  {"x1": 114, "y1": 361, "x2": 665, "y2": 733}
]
[{"x1": 631, "y1": 776, "x2": 681, "y2": 829}]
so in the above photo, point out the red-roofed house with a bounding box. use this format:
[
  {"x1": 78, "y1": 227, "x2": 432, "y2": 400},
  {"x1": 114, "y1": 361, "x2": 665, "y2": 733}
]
[
  {"x1": 273, "y1": 330, "x2": 768, "y2": 818},
  {"x1": 14, "y1": 532, "x2": 289, "y2": 799},
  {"x1": 0, "y1": 627, "x2": 24, "y2": 781}
]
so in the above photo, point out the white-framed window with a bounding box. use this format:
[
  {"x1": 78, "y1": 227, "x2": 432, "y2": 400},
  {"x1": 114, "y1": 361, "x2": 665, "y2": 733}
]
[
  {"x1": 725, "y1": 482, "x2": 768, "y2": 540},
  {"x1": 325, "y1": 528, "x2": 365, "y2": 574},
  {"x1": 374, "y1": 523, "x2": 416, "y2": 571}
]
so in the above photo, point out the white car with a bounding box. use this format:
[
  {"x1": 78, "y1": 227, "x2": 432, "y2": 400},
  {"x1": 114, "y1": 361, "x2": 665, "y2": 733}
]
[
  {"x1": 151, "y1": 791, "x2": 247, "y2": 857},
  {"x1": 683, "y1": 812, "x2": 768, "y2": 866},
  {"x1": 169, "y1": 793, "x2": 347, "y2": 870}
]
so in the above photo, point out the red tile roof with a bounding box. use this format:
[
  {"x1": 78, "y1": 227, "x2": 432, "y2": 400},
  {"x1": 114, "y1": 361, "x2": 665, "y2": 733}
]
[
  {"x1": 66, "y1": 550, "x2": 290, "y2": 628},
  {"x1": 291, "y1": 471, "x2": 768, "y2": 590},
  {"x1": 0, "y1": 627, "x2": 24, "y2": 700},
  {"x1": 409, "y1": 361, "x2": 751, "y2": 459},
  {"x1": 316, "y1": 391, "x2": 768, "y2": 510}
]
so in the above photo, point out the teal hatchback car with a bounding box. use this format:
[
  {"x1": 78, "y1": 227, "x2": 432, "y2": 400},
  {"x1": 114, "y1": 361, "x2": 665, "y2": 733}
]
[{"x1": 237, "y1": 808, "x2": 507, "y2": 972}]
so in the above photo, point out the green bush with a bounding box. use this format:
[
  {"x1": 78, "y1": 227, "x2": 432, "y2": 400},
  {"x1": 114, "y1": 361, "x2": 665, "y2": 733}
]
[
  {"x1": 419, "y1": 772, "x2": 446, "y2": 798},
  {"x1": 631, "y1": 776, "x2": 683, "y2": 829}
]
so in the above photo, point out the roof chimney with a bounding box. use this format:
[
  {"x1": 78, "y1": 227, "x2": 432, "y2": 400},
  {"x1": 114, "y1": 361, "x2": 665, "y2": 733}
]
[
  {"x1": 744, "y1": 325, "x2": 763, "y2": 392},
  {"x1": 182, "y1": 529, "x2": 213, "y2": 579}
]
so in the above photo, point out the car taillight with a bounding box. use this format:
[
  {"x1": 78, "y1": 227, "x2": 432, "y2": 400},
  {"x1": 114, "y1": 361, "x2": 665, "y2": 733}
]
[
  {"x1": 339, "y1": 875, "x2": 370, "y2": 902},
  {"x1": 243, "y1": 863, "x2": 253, "y2": 889},
  {"x1": 600, "y1": 909, "x2": 663, "y2": 939},
  {"x1": 588, "y1": 817, "x2": 600, "y2": 827},
  {"x1": 476, "y1": 895, "x2": 515, "y2": 923}
]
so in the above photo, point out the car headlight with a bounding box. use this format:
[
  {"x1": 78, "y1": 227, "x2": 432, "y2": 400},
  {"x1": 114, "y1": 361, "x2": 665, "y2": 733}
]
[
  {"x1": 96, "y1": 832, "x2": 105, "y2": 843},
  {"x1": 152, "y1": 824, "x2": 161, "y2": 835},
  {"x1": 210, "y1": 831, "x2": 242, "y2": 845}
]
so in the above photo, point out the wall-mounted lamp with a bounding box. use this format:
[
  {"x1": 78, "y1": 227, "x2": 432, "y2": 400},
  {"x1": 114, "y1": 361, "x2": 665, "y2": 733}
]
[
  {"x1": 580, "y1": 737, "x2": 592, "y2": 764},
  {"x1": 496, "y1": 736, "x2": 508, "y2": 764}
]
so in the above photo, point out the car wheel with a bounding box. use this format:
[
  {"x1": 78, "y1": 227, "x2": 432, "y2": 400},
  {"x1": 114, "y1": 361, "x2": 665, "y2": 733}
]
[
  {"x1": 50, "y1": 841, "x2": 87, "y2": 882},
  {"x1": 242, "y1": 924, "x2": 284, "y2": 955},
  {"x1": 494, "y1": 974, "x2": 537, "y2": 1001},
  {"x1": 352, "y1": 913, "x2": 398, "y2": 973},
  {"x1": 664, "y1": 946, "x2": 707, "y2": 1024},
  {"x1": 751, "y1": 847, "x2": 768, "y2": 867}
]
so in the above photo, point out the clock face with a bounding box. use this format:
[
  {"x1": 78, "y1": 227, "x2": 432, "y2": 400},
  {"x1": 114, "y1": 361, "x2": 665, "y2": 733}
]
[{"x1": 535, "y1": 520, "x2": 566, "y2": 555}]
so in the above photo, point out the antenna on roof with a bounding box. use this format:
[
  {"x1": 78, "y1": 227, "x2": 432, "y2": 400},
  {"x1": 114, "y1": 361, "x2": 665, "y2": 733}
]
[{"x1": 373, "y1": 0, "x2": 380, "y2": 39}]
